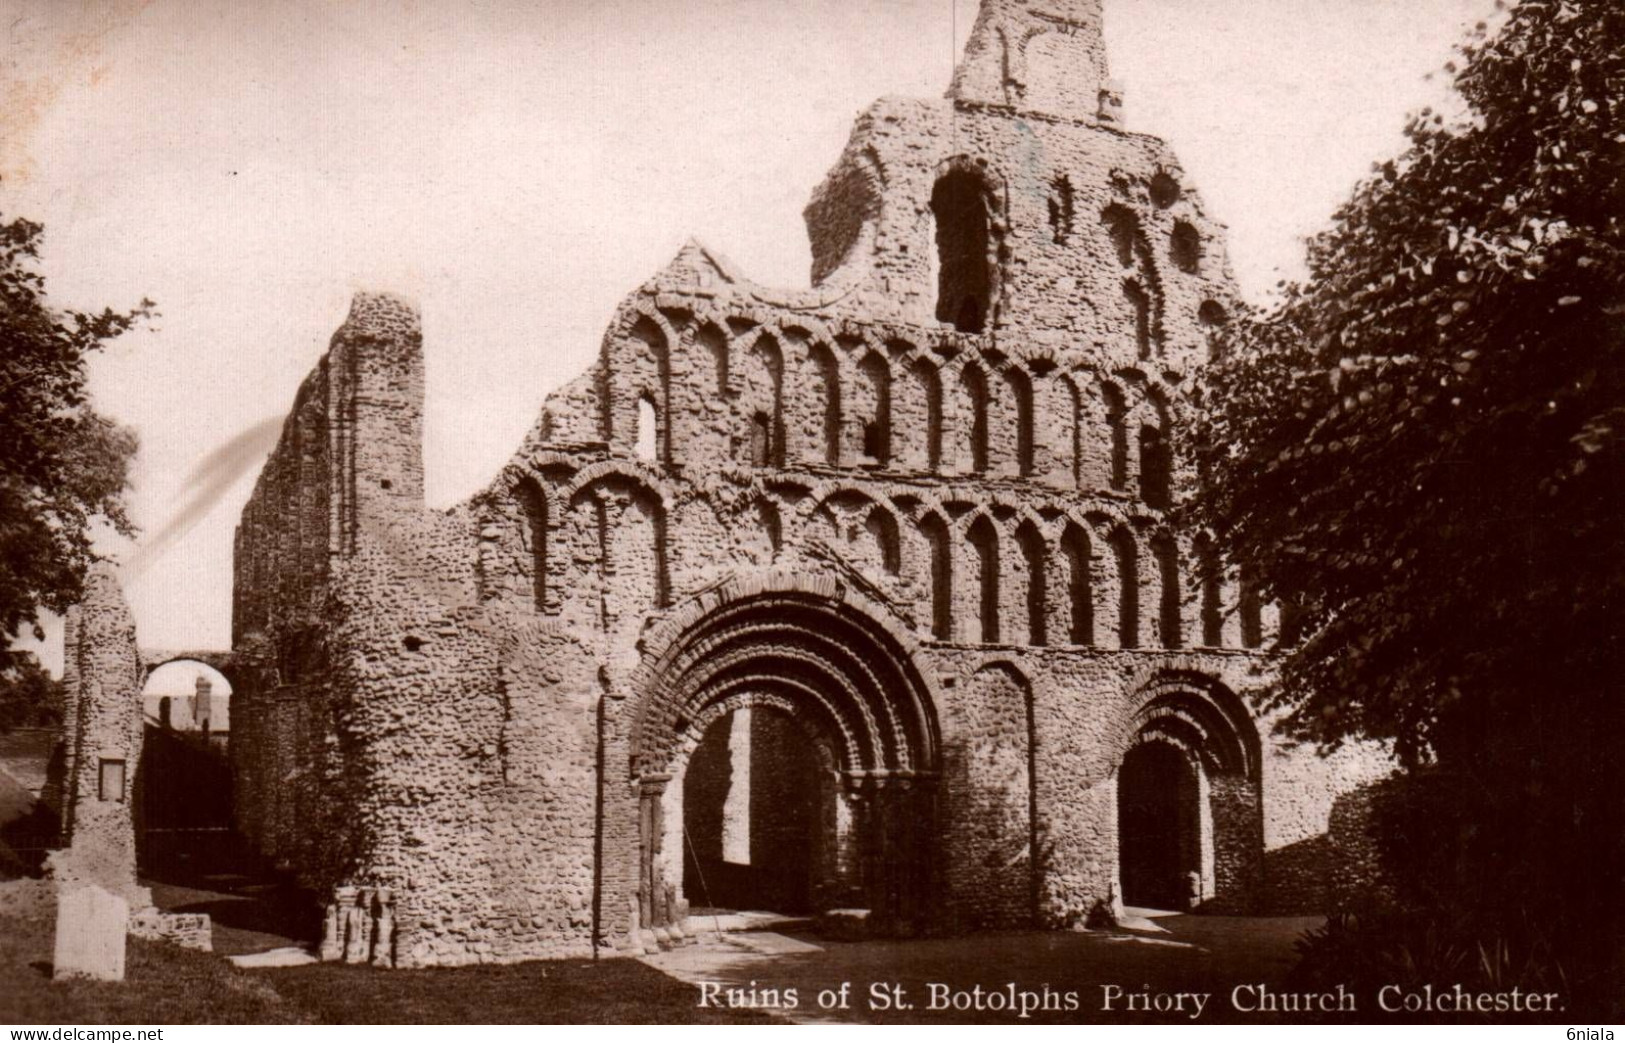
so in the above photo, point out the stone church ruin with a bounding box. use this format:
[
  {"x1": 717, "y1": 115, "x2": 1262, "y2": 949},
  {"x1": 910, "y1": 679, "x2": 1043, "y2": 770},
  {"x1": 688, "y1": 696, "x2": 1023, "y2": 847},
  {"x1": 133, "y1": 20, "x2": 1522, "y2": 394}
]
[{"x1": 228, "y1": 0, "x2": 1389, "y2": 967}]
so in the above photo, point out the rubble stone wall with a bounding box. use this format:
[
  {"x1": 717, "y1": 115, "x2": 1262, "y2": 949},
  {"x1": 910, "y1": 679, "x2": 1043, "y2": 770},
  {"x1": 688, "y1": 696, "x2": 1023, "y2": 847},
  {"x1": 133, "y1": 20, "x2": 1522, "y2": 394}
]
[
  {"x1": 51, "y1": 567, "x2": 148, "y2": 907},
  {"x1": 230, "y1": 0, "x2": 1391, "y2": 966}
]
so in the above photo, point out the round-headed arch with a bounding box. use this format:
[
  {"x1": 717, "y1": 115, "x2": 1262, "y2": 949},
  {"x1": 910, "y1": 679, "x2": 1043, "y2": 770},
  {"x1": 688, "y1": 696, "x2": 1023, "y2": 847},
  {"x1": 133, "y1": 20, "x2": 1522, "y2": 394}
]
[
  {"x1": 630, "y1": 585, "x2": 940, "y2": 779},
  {"x1": 1126, "y1": 671, "x2": 1261, "y2": 782}
]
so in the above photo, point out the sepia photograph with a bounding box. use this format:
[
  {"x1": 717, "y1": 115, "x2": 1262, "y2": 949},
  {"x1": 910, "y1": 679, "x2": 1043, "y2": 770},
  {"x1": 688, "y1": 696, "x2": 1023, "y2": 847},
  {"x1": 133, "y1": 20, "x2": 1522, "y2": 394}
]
[{"x1": 0, "y1": 0, "x2": 1620, "y2": 1028}]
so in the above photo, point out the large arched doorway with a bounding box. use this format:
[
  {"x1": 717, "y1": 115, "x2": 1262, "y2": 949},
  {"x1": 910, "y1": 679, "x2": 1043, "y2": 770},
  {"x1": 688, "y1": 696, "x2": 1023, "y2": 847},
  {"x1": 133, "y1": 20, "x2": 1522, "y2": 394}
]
[
  {"x1": 1118, "y1": 740, "x2": 1201, "y2": 909},
  {"x1": 679, "y1": 703, "x2": 832, "y2": 915},
  {"x1": 1115, "y1": 674, "x2": 1264, "y2": 913},
  {"x1": 631, "y1": 588, "x2": 939, "y2": 941}
]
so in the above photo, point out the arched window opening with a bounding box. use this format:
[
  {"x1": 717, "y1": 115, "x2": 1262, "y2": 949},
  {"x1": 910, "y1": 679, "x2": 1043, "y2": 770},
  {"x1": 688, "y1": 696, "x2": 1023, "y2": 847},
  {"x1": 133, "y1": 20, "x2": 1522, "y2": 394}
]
[
  {"x1": 1150, "y1": 172, "x2": 1182, "y2": 208},
  {"x1": 1065, "y1": 377, "x2": 1084, "y2": 489},
  {"x1": 911, "y1": 359, "x2": 943, "y2": 471},
  {"x1": 961, "y1": 364, "x2": 989, "y2": 473},
  {"x1": 1140, "y1": 423, "x2": 1172, "y2": 509},
  {"x1": 1199, "y1": 541, "x2": 1224, "y2": 647},
  {"x1": 866, "y1": 509, "x2": 902, "y2": 576},
  {"x1": 1111, "y1": 529, "x2": 1139, "y2": 648},
  {"x1": 1125, "y1": 280, "x2": 1153, "y2": 361},
  {"x1": 1105, "y1": 385, "x2": 1130, "y2": 492},
  {"x1": 1170, "y1": 221, "x2": 1202, "y2": 274},
  {"x1": 517, "y1": 477, "x2": 548, "y2": 611},
  {"x1": 757, "y1": 499, "x2": 782, "y2": 558},
  {"x1": 699, "y1": 323, "x2": 729, "y2": 394},
  {"x1": 1062, "y1": 525, "x2": 1094, "y2": 645},
  {"x1": 968, "y1": 517, "x2": 1001, "y2": 644},
  {"x1": 749, "y1": 411, "x2": 773, "y2": 467},
  {"x1": 1239, "y1": 566, "x2": 1264, "y2": 649},
  {"x1": 1102, "y1": 205, "x2": 1138, "y2": 267},
  {"x1": 858, "y1": 352, "x2": 892, "y2": 466},
  {"x1": 742, "y1": 333, "x2": 784, "y2": 467},
  {"x1": 1048, "y1": 175, "x2": 1075, "y2": 245},
  {"x1": 921, "y1": 515, "x2": 952, "y2": 640},
  {"x1": 1007, "y1": 368, "x2": 1035, "y2": 477},
  {"x1": 1154, "y1": 535, "x2": 1182, "y2": 649},
  {"x1": 635, "y1": 395, "x2": 659, "y2": 461},
  {"x1": 813, "y1": 343, "x2": 842, "y2": 466},
  {"x1": 932, "y1": 169, "x2": 993, "y2": 333},
  {"x1": 1017, "y1": 524, "x2": 1046, "y2": 646}
]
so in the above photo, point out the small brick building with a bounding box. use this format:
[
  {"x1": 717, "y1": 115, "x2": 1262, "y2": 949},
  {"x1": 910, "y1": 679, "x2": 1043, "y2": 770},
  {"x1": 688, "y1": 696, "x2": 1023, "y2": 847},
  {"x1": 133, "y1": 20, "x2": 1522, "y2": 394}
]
[{"x1": 229, "y1": 0, "x2": 1389, "y2": 968}]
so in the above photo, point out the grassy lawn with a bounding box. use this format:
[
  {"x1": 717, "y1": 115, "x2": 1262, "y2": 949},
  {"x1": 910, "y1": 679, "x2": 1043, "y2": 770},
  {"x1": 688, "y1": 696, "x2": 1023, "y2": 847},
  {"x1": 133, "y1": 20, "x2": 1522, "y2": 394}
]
[
  {"x1": 260, "y1": 958, "x2": 770, "y2": 1024},
  {"x1": 0, "y1": 880, "x2": 769, "y2": 1025}
]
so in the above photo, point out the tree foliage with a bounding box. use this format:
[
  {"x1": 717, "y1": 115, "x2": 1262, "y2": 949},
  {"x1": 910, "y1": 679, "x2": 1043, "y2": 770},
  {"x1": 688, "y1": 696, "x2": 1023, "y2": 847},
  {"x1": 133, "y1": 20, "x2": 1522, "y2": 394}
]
[
  {"x1": 0, "y1": 214, "x2": 148, "y2": 679},
  {"x1": 1191, "y1": 0, "x2": 1623, "y2": 765},
  {"x1": 0, "y1": 652, "x2": 64, "y2": 733},
  {"x1": 1190, "y1": 0, "x2": 1624, "y2": 1004}
]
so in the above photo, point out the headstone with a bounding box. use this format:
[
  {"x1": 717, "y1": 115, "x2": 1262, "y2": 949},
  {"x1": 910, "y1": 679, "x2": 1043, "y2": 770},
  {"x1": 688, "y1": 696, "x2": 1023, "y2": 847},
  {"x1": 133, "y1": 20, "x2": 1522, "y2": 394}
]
[{"x1": 54, "y1": 884, "x2": 129, "y2": 981}]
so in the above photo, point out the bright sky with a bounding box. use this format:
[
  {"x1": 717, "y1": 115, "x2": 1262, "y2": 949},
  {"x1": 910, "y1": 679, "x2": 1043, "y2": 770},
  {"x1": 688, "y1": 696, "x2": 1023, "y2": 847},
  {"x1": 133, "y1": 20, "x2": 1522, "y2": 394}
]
[{"x1": 1, "y1": 0, "x2": 1498, "y2": 665}]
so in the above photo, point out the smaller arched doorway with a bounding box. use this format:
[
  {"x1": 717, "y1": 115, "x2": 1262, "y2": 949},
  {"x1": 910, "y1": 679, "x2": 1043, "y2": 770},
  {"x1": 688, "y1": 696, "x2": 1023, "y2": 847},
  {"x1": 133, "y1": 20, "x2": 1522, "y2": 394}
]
[
  {"x1": 1118, "y1": 741, "x2": 1202, "y2": 909},
  {"x1": 1115, "y1": 675, "x2": 1263, "y2": 913}
]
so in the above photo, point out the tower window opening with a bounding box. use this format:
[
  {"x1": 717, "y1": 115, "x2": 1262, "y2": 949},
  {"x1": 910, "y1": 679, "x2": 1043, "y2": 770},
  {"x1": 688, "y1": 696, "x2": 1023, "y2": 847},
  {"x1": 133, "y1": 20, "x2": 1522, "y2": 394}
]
[
  {"x1": 1171, "y1": 221, "x2": 1202, "y2": 274},
  {"x1": 1048, "y1": 176, "x2": 1075, "y2": 245},
  {"x1": 1125, "y1": 280, "x2": 1153, "y2": 361},
  {"x1": 932, "y1": 169, "x2": 993, "y2": 333}
]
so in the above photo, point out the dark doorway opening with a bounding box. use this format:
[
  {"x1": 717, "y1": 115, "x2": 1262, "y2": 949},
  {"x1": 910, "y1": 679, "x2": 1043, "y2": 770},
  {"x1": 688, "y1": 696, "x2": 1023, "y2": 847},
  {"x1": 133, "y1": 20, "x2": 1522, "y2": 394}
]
[
  {"x1": 681, "y1": 706, "x2": 822, "y2": 914},
  {"x1": 1118, "y1": 740, "x2": 1201, "y2": 910}
]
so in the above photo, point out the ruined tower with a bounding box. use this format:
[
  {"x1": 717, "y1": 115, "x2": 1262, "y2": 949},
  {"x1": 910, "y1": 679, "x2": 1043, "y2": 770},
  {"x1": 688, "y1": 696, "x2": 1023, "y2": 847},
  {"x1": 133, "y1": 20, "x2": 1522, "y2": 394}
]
[{"x1": 230, "y1": 0, "x2": 1388, "y2": 967}]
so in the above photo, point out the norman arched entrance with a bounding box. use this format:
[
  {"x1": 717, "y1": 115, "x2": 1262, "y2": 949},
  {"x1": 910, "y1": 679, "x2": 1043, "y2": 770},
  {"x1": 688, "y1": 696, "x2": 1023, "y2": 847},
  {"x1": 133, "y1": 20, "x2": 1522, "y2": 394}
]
[
  {"x1": 629, "y1": 588, "x2": 940, "y2": 939},
  {"x1": 1116, "y1": 674, "x2": 1263, "y2": 912},
  {"x1": 1118, "y1": 740, "x2": 1200, "y2": 909}
]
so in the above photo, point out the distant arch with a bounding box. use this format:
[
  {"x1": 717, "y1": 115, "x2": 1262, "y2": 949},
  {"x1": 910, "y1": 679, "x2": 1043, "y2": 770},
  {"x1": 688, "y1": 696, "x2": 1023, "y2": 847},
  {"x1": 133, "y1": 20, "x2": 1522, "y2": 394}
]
[{"x1": 141, "y1": 660, "x2": 235, "y2": 731}]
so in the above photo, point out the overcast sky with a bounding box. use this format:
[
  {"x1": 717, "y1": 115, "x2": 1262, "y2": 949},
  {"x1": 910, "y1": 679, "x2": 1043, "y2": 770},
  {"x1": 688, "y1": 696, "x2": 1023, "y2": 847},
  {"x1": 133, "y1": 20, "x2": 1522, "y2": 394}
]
[{"x1": 2, "y1": 0, "x2": 1498, "y2": 666}]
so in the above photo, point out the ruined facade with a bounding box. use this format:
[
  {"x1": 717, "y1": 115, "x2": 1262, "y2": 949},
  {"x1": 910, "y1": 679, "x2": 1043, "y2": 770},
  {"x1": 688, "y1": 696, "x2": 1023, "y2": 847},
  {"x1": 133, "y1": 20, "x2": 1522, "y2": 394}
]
[{"x1": 230, "y1": 0, "x2": 1389, "y2": 968}]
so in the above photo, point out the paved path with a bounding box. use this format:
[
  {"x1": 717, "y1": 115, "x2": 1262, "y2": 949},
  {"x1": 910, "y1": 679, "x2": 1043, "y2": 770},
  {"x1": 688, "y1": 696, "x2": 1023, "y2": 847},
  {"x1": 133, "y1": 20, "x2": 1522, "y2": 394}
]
[{"x1": 644, "y1": 914, "x2": 1322, "y2": 1024}]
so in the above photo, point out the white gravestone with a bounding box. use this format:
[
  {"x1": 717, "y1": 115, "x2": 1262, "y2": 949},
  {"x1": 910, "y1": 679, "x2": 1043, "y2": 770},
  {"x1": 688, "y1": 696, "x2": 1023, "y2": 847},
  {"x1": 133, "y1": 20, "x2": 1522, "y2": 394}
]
[{"x1": 54, "y1": 884, "x2": 129, "y2": 981}]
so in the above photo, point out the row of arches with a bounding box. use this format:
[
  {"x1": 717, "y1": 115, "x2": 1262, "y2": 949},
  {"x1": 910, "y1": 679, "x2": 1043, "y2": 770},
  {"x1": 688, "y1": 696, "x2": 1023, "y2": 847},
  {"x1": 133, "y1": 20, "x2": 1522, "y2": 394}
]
[
  {"x1": 613, "y1": 311, "x2": 1182, "y2": 505},
  {"x1": 490, "y1": 464, "x2": 1283, "y2": 654},
  {"x1": 909, "y1": 512, "x2": 1274, "y2": 651}
]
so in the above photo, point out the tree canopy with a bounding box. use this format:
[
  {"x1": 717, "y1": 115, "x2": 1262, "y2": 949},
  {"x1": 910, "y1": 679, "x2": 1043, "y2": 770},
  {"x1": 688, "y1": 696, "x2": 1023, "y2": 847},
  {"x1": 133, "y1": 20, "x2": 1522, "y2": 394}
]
[
  {"x1": 1190, "y1": 0, "x2": 1623, "y2": 767},
  {"x1": 0, "y1": 213, "x2": 148, "y2": 680}
]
